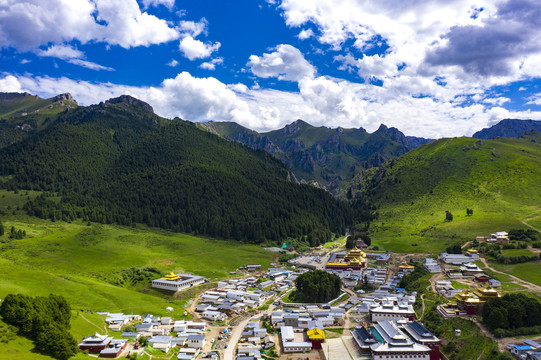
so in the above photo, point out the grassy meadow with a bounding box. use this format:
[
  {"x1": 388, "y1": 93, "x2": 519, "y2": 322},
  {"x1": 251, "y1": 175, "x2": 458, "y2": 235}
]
[
  {"x1": 0, "y1": 189, "x2": 274, "y2": 358},
  {"x1": 0, "y1": 216, "x2": 274, "y2": 316},
  {"x1": 488, "y1": 260, "x2": 541, "y2": 286},
  {"x1": 362, "y1": 134, "x2": 541, "y2": 253}
]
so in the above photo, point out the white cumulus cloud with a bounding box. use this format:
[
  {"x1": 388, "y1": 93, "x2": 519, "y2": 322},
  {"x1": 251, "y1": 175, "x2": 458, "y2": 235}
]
[
  {"x1": 179, "y1": 36, "x2": 221, "y2": 60},
  {"x1": 37, "y1": 45, "x2": 84, "y2": 60},
  {"x1": 0, "y1": 0, "x2": 181, "y2": 50},
  {"x1": 247, "y1": 44, "x2": 315, "y2": 82},
  {"x1": 141, "y1": 0, "x2": 175, "y2": 9},
  {"x1": 199, "y1": 57, "x2": 224, "y2": 70},
  {"x1": 297, "y1": 29, "x2": 314, "y2": 40}
]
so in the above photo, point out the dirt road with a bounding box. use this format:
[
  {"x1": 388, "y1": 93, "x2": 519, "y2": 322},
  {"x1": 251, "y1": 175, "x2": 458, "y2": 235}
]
[
  {"x1": 223, "y1": 304, "x2": 275, "y2": 360},
  {"x1": 479, "y1": 257, "x2": 541, "y2": 294}
]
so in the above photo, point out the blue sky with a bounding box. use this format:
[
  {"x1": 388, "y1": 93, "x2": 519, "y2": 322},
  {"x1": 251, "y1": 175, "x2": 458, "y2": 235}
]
[{"x1": 1, "y1": 0, "x2": 541, "y2": 137}]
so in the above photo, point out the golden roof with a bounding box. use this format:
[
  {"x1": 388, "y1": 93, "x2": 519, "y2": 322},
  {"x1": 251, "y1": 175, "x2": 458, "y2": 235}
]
[
  {"x1": 454, "y1": 290, "x2": 478, "y2": 302},
  {"x1": 163, "y1": 272, "x2": 181, "y2": 280},
  {"x1": 347, "y1": 247, "x2": 366, "y2": 258},
  {"x1": 473, "y1": 285, "x2": 501, "y2": 299},
  {"x1": 307, "y1": 328, "x2": 325, "y2": 340},
  {"x1": 399, "y1": 265, "x2": 415, "y2": 269}
]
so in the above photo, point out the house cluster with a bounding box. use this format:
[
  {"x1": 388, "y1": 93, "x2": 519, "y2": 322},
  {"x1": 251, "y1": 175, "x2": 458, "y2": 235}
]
[
  {"x1": 352, "y1": 320, "x2": 441, "y2": 360},
  {"x1": 437, "y1": 284, "x2": 501, "y2": 317},
  {"x1": 78, "y1": 333, "x2": 128, "y2": 358},
  {"x1": 363, "y1": 266, "x2": 389, "y2": 287},
  {"x1": 265, "y1": 305, "x2": 345, "y2": 353},
  {"x1": 100, "y1": 313, "x2": 142, "y2": 331},
  {"x1": 271, "y1": 306, "x2": 345, "y2": 328},
  {"x1": 476, "y1": 231, "x2": 510, "y2": 245},
  {"x1": 326, "y1": 268, "x2": 363, "y2": 287},
  {"x1": 506, "y1": 339, "x2": 541, "y2": 359},
  {"x1": 438, "y1": 249, "x2": 502, "y2": 286},
  {"x1": 82, "y1": 312, "x2": 210, "y2": 357},
  {"x1": 137, "y1": 317, "x2": 208, "y2": 356},
  {"x1": 434, "y1": 281, "x2": 462, "y2": 299},
  {"x1": 197, "y1": 275, "x2": 281, "y2": 321},
  {"x1": 234, "y1": 321, "x2": 274, "y2": 360}
]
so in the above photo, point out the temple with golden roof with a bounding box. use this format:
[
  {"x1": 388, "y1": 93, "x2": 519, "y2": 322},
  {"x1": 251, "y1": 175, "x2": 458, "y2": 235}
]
[
  {"x1": 151, "y1": 272, "x2": 206, "y2": 292},
  {"x1": 325, "y1": 247, "x2": 367, "y2": 270},
  {"x1": 453, "y1": 284, "x2": 501, "y2": 315}
]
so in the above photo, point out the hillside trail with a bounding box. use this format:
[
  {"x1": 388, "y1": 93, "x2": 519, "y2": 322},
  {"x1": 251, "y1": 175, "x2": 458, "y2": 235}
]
[
  {"x1": 479, "y1": 257, "x2": 541, "y2": 294},
  {"x1": 79, "y1": 313, "x2": 108, "y2": 335},
  {"x1": 520, "y1": 214, "x2": 541, "y2": 232}
]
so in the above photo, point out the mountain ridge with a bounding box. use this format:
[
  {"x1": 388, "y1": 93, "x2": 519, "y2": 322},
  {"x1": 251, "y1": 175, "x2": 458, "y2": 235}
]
[
  {"x1": 473, "y1": 119, "x2": 541, "y2": 139},
  {"x1": 197, "y1": 120, "x2": 432, "y2": 194}
]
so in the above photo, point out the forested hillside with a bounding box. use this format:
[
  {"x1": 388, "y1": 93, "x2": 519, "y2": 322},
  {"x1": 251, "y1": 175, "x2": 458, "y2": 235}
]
[{"x1": 0, "y1": 95, "x2": 352, "y2": 245}]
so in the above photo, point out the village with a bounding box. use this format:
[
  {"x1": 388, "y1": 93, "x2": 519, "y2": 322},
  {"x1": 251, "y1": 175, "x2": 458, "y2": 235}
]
[{"x1": 77, "y1": 231, "x2": 541, "y2": 360}]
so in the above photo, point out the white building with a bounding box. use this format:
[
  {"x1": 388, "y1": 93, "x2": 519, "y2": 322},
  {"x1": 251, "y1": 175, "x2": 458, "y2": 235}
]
[
  {"x1": 280, "y1": 326, "x2": 312, "y2": 353},
  {"x1": 202, "y1": 310, "x2": 227, "y2": 321},
  {"x1": 369, "y1": 302, "x2": 416, "y2": 322},
  {"x1": 440, "y1": 253, "x2": 479, "y2": 265},
  {"x1": 151, "y1": 273, "x2": 206, "y2": 292},
  {"x1": 371, "y1": 321, "x2": 431, "y2": 360},
  {"x1": 187, "y1": 334, "x2": 206, "y2": 349},
  {"x1": 423, "y1": 258, "x2": 441, "y2": 273}
]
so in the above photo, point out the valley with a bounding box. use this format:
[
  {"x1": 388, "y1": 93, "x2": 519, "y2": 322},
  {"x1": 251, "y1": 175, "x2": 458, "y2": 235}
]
[{"x1": 0, "y1": 93, "x2": 540, "y2": 360}]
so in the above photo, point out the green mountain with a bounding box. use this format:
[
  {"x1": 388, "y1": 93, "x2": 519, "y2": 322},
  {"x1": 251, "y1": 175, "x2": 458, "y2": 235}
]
[
  {"x1": 0, "y1": 92, "x2": 78, "y2": 148},
  {"x1": 0, "y1": 94, "x2": 352, "y2": 245},
  {"x1": 198, "y1": 120, "x2": 432, "y2": 195},
  {"x1": 348, "y1": 133, "x2": 541, "y2": 252}
]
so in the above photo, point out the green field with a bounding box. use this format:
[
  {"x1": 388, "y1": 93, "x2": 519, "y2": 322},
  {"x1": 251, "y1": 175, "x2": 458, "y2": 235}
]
[
  {"x1": 489, "y1": 260, "x2": 541, "y2": 286},
  {"x1": 501, "y1": 248, "x2": 537, "y2": 257}
]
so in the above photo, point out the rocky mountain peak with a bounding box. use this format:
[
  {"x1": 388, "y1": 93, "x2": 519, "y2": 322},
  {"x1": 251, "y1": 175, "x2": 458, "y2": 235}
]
[
  {"x1": 282, "y1": 119, "x2": 309, "y2": 136},
  {"x1": 52, "y1": 93, "x2": 76, "y2": 103},
  {"x1": 105, "y1": 95, "x2": 154, "y2": 113}
]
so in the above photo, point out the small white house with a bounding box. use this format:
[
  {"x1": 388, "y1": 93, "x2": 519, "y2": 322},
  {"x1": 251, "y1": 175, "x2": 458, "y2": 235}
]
[
  {"x1": 202, "y1": 310, "x2": 227, "y2": 321},
  {"x1": 187, "y1": 334, "x2": 206, "y2": 349}
]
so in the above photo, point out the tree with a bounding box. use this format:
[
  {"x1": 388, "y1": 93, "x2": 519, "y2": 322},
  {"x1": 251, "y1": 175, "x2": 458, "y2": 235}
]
[
  {"x1": 445, "y1": 210, "x2": 453, "y2": 222},
  {"x1": 0, "y1": 293, "x2": 76, "y2": 359},
  {"x1": 139, "y1": 336, "x2": 148, "y2": 347},
  {"x1": 345, "y1": 236, "x2": 356, "y2": 249},
  {"x1": 295, "y1": 270, "x2": 341, "y2": 303},
  {"x1": 446, "y1": 244, "x2": 462, "y2": 254}
]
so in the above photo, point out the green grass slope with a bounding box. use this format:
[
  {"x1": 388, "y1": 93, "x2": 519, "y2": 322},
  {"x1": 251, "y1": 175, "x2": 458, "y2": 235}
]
[
  {"x1": 0, "y1": 216, "x2": 273, "y2": 316},
  {"x1": 349, "y1": 132, "x2": 541, "y2": 252}
]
